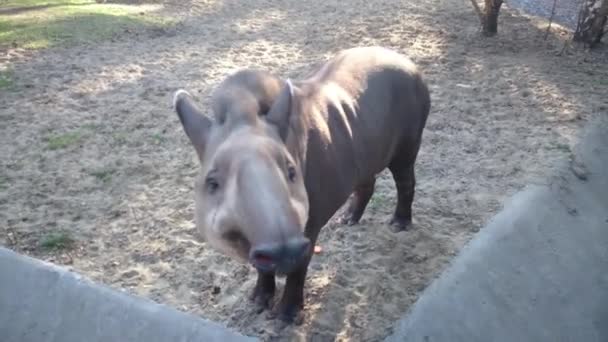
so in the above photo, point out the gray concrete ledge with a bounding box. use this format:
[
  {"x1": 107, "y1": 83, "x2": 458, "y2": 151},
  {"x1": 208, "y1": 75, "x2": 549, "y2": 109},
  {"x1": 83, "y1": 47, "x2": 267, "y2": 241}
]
[
  {"x1": 385, "y1": 115, "x2": 608, "y2": 342},
  {"x1": 0, "y1": 247, "x2": 257, "y2": 342}
]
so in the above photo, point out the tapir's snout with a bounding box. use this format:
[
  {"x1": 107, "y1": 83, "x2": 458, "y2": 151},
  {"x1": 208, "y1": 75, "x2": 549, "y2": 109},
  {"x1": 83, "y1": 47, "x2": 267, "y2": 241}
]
[{"x1": 250, "y1": 236, "x2": 311, "y2": 274}]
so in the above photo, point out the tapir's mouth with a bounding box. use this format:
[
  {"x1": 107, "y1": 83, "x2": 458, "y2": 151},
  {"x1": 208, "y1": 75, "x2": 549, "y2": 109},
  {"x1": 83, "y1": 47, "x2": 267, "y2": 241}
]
[
  {"x1": 251, "y1": 253, "x2": 276, "y2": 273},
  {"x1": 251, "y1": 256, "x2": 306, "y2": 275},
  {"x1": 249, "y1": 237, "x2": 311, "y2": 274}
]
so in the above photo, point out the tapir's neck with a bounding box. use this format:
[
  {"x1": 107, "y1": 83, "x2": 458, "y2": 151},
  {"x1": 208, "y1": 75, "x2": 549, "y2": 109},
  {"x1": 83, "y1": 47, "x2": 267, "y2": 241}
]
[
  {"x1": 285, "y1": 83, "x2": 358, "y2": 229},
  {"x1": 285, "y1": 96, "x2": 310, "y2": 179}
]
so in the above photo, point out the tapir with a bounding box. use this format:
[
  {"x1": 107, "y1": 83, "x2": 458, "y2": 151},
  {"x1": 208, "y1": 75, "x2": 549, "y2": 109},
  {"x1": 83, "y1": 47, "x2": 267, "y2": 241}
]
[{"x1": 173, "y1": 46, "x2": 431, "y2": 322}]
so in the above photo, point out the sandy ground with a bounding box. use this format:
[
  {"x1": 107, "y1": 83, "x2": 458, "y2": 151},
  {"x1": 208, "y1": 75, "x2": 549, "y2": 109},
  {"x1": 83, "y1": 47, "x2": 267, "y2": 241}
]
[{"x1": 1, "y1": 0, "x2": 607, "y2": 341}]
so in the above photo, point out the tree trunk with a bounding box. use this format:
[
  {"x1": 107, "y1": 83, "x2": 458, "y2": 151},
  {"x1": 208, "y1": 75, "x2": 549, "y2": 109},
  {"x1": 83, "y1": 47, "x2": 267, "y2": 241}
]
[
  {"x1": 482, "y1": 0, "x2": 504, "y2": 36},
  {"x1": 574, "y1": 0, "x2": 608, "y2": 48}
]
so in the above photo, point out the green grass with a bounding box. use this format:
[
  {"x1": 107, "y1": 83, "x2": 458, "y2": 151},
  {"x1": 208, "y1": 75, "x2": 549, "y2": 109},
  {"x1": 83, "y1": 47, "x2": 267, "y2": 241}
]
[
  {"x1": 596, "y1": 78, "x2": 608, "y2": 86},
  {"x1": 0, "y1": 70, "x2": 14, "y2": 89},
  {"x1": 4, "y1": 0, "x2": 86, "y2": 6},
  {"x1": 90, "y1": 168, "x2": 114, "y2": 183},
  {"x1": 46, "y1": 131, "x2": 82, "y2": 150},
  {"x1": 39, "y1": 231, "x2": 76, "y2": 251},
  {"x1": 545, "y1": 142, "x2": 571, "y2": 153},
  {"x1": 151, "y1": 132, "x2": 166, "y2": 145},
  {"x1": 112, "y1": 132, "x2": 129, "y2": 146},
  {"x1": 556, "y1": 143, "x2": 571, "y2": 152},
  {"x1": 0, "y1": 175, "x2": 8, "y2": 191},
  {"x1": 81, "y1": 123, "x2": 101, "y2": 130},
  {"x1": 0, "y1": 0, "x2": 174, "y2": 49},
  {"x1": 367, "y1": 192, "x2": 391, "y2": 212}
]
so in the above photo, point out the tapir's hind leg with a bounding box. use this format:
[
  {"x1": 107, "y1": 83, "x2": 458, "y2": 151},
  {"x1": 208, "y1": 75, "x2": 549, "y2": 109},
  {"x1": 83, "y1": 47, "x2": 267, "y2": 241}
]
[
  {"x1": 338, "y1": 177, "x2": 376, "y2": 225},
  {"x1": 388, "y1": 140, "x2": 421, "y2": 232}
]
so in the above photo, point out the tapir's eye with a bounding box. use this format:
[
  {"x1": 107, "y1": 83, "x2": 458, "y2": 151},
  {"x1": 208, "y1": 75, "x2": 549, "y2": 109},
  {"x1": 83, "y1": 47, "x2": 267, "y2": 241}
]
[
  {"x1": 287, "y1": 165, "x2": 297, "y2": 183},
  {"x1": 205, "y1": 177, "x2": 219, "y2": 194},
  {"x1": 223, "y1": 230, "x2": 243, "y2": 243}
]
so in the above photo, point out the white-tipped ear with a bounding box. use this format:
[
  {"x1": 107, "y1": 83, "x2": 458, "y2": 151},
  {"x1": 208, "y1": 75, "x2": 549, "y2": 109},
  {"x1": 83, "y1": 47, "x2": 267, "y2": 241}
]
[
  {"x1": 173, "y1": 89, "x2": 192, "y2": 110},
  {"x1": 265, "y1": 79, "x2": 295, "y2": 141},
  {"x1": 286, "y1": 79, "x2": 294, "y2": 97},
  {"x1": 173, "y1": 89, "x2": 213, "y2": 161}
]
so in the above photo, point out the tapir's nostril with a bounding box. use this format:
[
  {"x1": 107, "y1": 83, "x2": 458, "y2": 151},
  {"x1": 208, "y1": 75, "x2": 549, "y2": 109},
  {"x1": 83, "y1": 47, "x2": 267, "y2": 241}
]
[{"x1": 250, "y1": 237, "x2": 311, "y2": 272}]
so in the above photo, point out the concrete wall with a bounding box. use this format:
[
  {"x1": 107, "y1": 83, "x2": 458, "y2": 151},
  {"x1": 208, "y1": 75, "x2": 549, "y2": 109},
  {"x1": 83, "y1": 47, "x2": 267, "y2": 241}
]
[
  {"x1": 385, "y1": 115, "x2": 608, "y2": 342},
  {"x1": 0, "y1": 247, "x2": 257, "y2": 342}
]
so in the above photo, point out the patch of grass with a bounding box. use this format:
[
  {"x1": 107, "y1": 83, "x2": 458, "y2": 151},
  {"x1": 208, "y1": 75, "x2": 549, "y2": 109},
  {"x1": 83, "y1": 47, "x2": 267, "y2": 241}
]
[
  {"x1": 112, "y1": 132, "x2": 129, "y2": 146},
  {"x1": 39, "y1": 231, "x2": 76, "y2": 251},
  {"x1": 0, "y1": 0, "x2": 174, "y2": 50},
  {"x1": 0, "y1": 175, "x2": 8, "y2": 191},
  {"x1": 151, "y1": 132, "x2": 166, "y2": 145},
  {"x1": 0, "y1": 70, "x2": 14, "y2": 89},
  {"x1": 90, "y1": 168, "x2": 115, "y2": 183},
  {"x1": 4, "y1": 0, "x2": 86, "y2": 6},
  {"x1": 545, "y1": 142, "x2": 571, "y2": 153},
  {"x1": 46, "y1": 131, "x2": 82, "y2": 150},
  {"x1": 82, "y1": 123, "x2": 101, "y2": 131},
  {"x1": 556, "y1": 143, "x2": 571, "y2": 152},
  {"x1": 367, "y1": 192, "x2": 391, "y2": 212}
]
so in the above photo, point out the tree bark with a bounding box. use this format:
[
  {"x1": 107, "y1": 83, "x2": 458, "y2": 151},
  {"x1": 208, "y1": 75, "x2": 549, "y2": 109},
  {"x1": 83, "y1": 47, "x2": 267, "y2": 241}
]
[
  {"x1": 574, "y1": 0, "x2": 608, "y2": 48},
  {"x1": 482, "y1": 0, "x2": 504, "y2": 36},
  {"x1": 469, "y1": 0, "x2": 484, "y2": 23}
]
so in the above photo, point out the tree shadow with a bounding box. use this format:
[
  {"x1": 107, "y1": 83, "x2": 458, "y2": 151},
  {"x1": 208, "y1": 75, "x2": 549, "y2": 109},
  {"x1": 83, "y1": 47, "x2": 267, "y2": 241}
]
[{"x1": 0, "y1": 4, "x2": 56, "y2": 15}]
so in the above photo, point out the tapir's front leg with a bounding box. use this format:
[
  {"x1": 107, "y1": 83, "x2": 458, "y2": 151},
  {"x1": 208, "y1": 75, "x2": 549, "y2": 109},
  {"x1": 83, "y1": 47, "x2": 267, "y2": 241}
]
[
  {"x1": 274, "y1": 257, "x2": 311, "y2": 323},
  {"x1": 273, "y1": 222, "x2": 321, "y2": 323},
  {"x1": 250, "y1": 270, "x2": 275, "y2": 313}
]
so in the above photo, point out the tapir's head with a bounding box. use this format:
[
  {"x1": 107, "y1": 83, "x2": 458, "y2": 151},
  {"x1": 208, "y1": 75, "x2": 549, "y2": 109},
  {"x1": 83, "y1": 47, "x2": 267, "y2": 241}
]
[{"x1": 173, "y1": 81, "x2": 310, "y2": 275}]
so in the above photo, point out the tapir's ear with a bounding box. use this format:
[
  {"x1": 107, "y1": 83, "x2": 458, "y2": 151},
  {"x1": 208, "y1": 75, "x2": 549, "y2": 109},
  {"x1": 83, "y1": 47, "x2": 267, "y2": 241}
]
[
  {"x1": 173, "y1": 89, "x2": 213, "y2": 160},
  {"x1": 265, "y1": 79, "x2": 294, "y2": 141}
]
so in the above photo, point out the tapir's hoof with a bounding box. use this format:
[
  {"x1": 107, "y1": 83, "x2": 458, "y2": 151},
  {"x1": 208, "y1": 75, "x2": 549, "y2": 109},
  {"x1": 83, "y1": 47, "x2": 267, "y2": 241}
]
[
  {"x1": 389, "y1": 216, "x2": 413, "y2": 232},
  {"x1": 337, "y1": 213, "x2": 360, "y2": 226},
  {"x1": 249, "y1": 286, "x2": 275, "y2": 313},
  {"x1": 268, "y1": 302, "x2": 304, "y2": 325}
]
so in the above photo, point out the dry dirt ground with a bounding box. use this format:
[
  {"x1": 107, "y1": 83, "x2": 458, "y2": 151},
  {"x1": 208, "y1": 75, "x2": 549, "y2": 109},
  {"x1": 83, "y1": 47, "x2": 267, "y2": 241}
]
[{"x1": 1, "y1": 0, "x2": 607, "y2": 341}]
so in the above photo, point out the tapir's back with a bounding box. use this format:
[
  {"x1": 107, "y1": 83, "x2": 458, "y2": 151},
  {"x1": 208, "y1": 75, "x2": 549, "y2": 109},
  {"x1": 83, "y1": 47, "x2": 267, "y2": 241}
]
[
  {"x1": 304, "y1": 46, "x2": 430, "y2": 180},
  {"x1": 299, "y1": 46, "x2": 430, "y2": 228},
  {"x1": 307, "y1": 46, "x2": 421, "y2": 91}
]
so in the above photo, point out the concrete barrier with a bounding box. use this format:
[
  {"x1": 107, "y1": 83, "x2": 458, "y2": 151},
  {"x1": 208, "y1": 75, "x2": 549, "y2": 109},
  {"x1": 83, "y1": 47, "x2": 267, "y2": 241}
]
[
  {"x1": 385, "y1": 115, "x2": 608, "y2": 342},
  {"x1": 0, "y1": 247, "x2": 257, "y2": 342}
]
